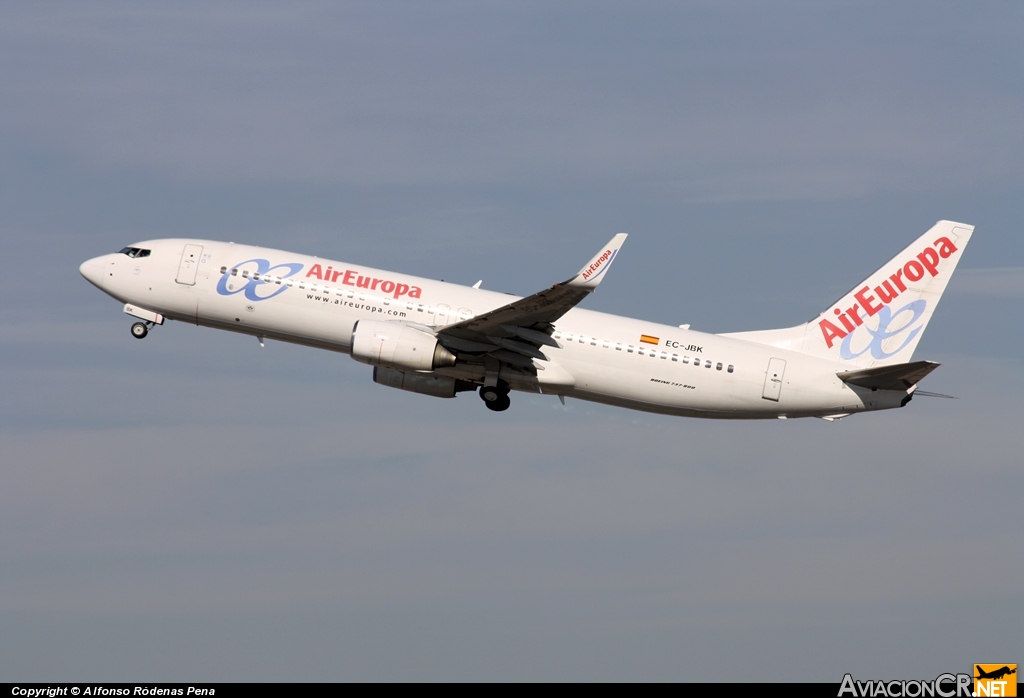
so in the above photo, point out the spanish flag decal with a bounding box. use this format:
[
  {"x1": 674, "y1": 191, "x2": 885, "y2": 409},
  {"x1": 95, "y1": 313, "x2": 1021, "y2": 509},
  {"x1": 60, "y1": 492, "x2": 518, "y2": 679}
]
[{"x1": 640, "y1": 335, "x2": 659, "y2": 345}]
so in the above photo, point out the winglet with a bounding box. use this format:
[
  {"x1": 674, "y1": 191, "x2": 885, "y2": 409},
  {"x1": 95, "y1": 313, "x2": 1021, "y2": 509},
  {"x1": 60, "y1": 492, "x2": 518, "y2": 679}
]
[{"x1": 567, "y1": 233, "x2": 628, "y2": 289}]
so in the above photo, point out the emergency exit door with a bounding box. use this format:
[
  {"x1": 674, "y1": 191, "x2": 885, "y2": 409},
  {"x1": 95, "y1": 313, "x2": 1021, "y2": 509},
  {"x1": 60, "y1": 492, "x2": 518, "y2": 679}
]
[
  {"x1": 176, "y1": 244, "x2": 203, "y2": 285},
  {"x1": 762, "y1": 358, "x2": 786, "y2": 402}
]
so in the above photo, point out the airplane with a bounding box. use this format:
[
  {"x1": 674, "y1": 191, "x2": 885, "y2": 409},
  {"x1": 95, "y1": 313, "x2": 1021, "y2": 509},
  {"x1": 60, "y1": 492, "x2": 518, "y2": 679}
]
[
  {"x1": 79, "y1": 220, "x2": 973, "y2": 420},
  {"x1": 975, "y1": 666, "x2": 1016, "y2": 681}
]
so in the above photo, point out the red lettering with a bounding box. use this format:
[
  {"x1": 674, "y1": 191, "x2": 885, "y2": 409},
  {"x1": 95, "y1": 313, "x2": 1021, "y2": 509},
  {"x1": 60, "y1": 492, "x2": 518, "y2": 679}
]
[
  {"x1": 904, "y1": 260, "x2": 925, "y2": 282},
  {"x1": 934, "y1": 236, "x2": 958, "y2": 258},
  {"x1": 332, "y1": 270, "x2": 344, "y2": 282},
  {"x1": 356, "y1": 275, "x2": 371, "y2": 288},
  {"x1": 306, "y1": 264, "x2": 323, "y2": 280},
  {"x1": 890, "y1": 268, "x2": 907, "y2": 292},
  {"x1": 409, "y1": 286, "x2": 422, "y2": 299},
  {"x1": 819, "y1": 319, "x2": 847, "y2": 349},
  {"x1": 370, "y1": 278, "x2": 382, "y2": 291},
  {"x1": 874, "y1": 280, "x2": 897, "y2": 304},
  {"x1": 342, "y1": 270, "x2": 356, "y2": 285},
  {"x1": 845, "y1": 304, "x2": 864, "y2": 327},
  {"x1": 381, "y1": 280, "x2": 395, "y2": 294},
  {"x1": 917, "y1": 247, "x2": 940, "y2": 276},
  {"x1": 835, "y1": 307, "x2": 855, "y2": 332},
  {"x1": 583, "y1": 250, "x2": 611, "y2": 279},
  {"x1": 394, "y1": 283, "x2": 410, "y2": 298},
  {"x1": 854, "y1": 286, "x2": 882, "y2": 316}
]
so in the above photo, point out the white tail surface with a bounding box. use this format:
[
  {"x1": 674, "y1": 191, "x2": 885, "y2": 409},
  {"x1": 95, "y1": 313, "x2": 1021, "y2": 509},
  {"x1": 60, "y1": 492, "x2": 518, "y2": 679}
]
[{"x1": 722, "y1": 220, "x2": 974, "y2": 368}]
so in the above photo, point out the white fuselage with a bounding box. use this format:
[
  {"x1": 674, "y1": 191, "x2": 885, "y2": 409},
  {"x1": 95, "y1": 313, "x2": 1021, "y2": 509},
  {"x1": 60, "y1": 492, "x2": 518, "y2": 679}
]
[{"x1": 80, "y1": 239, "x2": 906, "y2": 419}]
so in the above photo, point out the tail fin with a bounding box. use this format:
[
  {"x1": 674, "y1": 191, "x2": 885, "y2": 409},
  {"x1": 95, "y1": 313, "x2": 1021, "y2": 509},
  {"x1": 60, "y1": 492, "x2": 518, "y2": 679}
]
[{"x1": 722, "y1": 220, "x2": 974, "y2": 368}]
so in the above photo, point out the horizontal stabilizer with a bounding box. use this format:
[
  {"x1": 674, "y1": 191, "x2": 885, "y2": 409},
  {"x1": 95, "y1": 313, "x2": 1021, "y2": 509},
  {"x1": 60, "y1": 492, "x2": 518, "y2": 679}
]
[{"x1": 837, "y1": 360, "x2": 940, "y2": 391}]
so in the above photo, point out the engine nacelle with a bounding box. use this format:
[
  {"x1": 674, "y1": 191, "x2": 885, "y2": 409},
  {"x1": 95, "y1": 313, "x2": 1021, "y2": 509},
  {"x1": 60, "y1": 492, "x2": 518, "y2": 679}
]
[
  {"x1": 350, "y1": 320, "x2": 457, "y2": 372},
  {"x1": 373, "y1": 367, "x2": 473, "y2": 398}
]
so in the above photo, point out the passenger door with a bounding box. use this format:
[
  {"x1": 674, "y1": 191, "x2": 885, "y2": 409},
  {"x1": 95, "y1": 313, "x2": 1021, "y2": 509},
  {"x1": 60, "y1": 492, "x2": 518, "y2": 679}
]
[
  {"x1": 175, "y1": 244, "x2": 204, "y2": 286},
  {"x1": 762, "y1": 358, "x2": 786, "y2": 401}
]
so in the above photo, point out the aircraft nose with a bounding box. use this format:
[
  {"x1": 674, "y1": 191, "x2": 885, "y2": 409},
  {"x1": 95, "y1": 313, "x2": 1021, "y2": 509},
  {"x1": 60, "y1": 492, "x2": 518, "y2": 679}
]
[{"x1": 79, "y1": 255, "x2": 107, "y2": 288}]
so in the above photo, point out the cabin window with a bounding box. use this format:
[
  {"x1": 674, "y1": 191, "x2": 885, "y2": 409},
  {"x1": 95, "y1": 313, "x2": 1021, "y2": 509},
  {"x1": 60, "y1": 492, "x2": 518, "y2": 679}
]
[
  {"x1": 716, "y1": 362, "x2": 723, "y2": 371},
  {"x1": 727, "y1": 365, "x2": 734, "y2": 373},
  {"x1": 591, "y1": 338, "x2": 597, "y2": 346},
  {"x1": 671, "y1": 354, "x2": 678, "y2": 362},
  {"x1": 220, "y1": 266, "x2": 227, "y2": 274},
  {"x1": 231, "y1": 268, "x2": 238, "y2": 276},
  {"x1": 705, "y1": 360, "x2": 712, "y2": 368},
  {"x1": 661, "y1": 352, "x2": 668, "y2": 359},
  {"x1": 615, "y1": 343, "x2": 622, "y2": 351},
  {"x1": 252, "y1": 273, "x2": 261, "y2": 281},
  {"x1": 241, "y1": 270, "x2": 250, "y2": 278},
  {"x1": 601, "y1": 341, "x2": 610, "y2": 349},
  {"x1": 627, "y1": 346, "x2": 634, "y2": 353}
]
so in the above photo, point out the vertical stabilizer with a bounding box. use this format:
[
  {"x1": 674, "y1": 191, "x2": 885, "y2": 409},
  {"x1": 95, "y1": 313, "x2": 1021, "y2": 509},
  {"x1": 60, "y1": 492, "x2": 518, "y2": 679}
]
[{"x1": 722, "y1": 220, "x2": 974, "y2": 368}]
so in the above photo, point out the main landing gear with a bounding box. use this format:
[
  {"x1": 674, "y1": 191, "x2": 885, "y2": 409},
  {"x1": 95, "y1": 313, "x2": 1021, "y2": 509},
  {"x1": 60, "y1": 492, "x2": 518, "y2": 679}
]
[
  {"x1": 130, "y1": 321, "x2": 153, "y2": 339},
  {"x1": 479, "y1": 385, "x2": 511, "y2": 412}
]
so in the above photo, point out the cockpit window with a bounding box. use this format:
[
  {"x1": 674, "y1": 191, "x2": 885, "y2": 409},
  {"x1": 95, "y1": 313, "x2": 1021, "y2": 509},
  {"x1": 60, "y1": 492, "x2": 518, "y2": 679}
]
[{"x1": 118, "y1": 247, "x2": 151, "y2": 258}]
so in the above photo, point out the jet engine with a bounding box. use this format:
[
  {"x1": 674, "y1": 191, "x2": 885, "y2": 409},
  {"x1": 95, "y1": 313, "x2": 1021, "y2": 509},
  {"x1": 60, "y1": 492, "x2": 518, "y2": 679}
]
[
  {"x1": 373, "y1": 367, "x2": 474, "y2": 398},
  {"x1": 350, "y1": 320, "x2": 457, "y2": 372}
]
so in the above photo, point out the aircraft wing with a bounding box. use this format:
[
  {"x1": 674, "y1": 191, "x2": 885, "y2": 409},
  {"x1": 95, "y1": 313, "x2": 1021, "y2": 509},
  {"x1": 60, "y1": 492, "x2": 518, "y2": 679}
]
[
  {"x1": 837, "y1": 360, "x2": 940, "y2": 391},
  {"x1": 437, "y1": 234, "x2": 627, "y2": 366}
]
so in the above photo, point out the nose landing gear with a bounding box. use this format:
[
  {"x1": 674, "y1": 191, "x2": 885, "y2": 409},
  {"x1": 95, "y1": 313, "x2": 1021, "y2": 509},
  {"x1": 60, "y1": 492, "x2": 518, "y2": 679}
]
[
  {"x1": 130, "y1": 321, "x2": 152, "y2": 339},
  {"x1": 479, "y1": 385, "x2": 511, "y2": 412}
]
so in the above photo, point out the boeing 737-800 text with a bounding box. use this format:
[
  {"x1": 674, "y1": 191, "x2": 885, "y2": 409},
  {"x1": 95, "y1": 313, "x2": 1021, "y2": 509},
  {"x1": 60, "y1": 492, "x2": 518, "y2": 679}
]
[{"x1": 79, "y1": 220, "x2": 972, "y2": 420}]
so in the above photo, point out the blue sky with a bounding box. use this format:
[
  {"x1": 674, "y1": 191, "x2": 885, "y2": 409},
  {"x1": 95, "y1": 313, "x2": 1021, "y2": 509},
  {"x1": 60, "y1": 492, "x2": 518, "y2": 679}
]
[{"x1": 1, "y1": 1, "x2": 1022, "y2": 680}]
